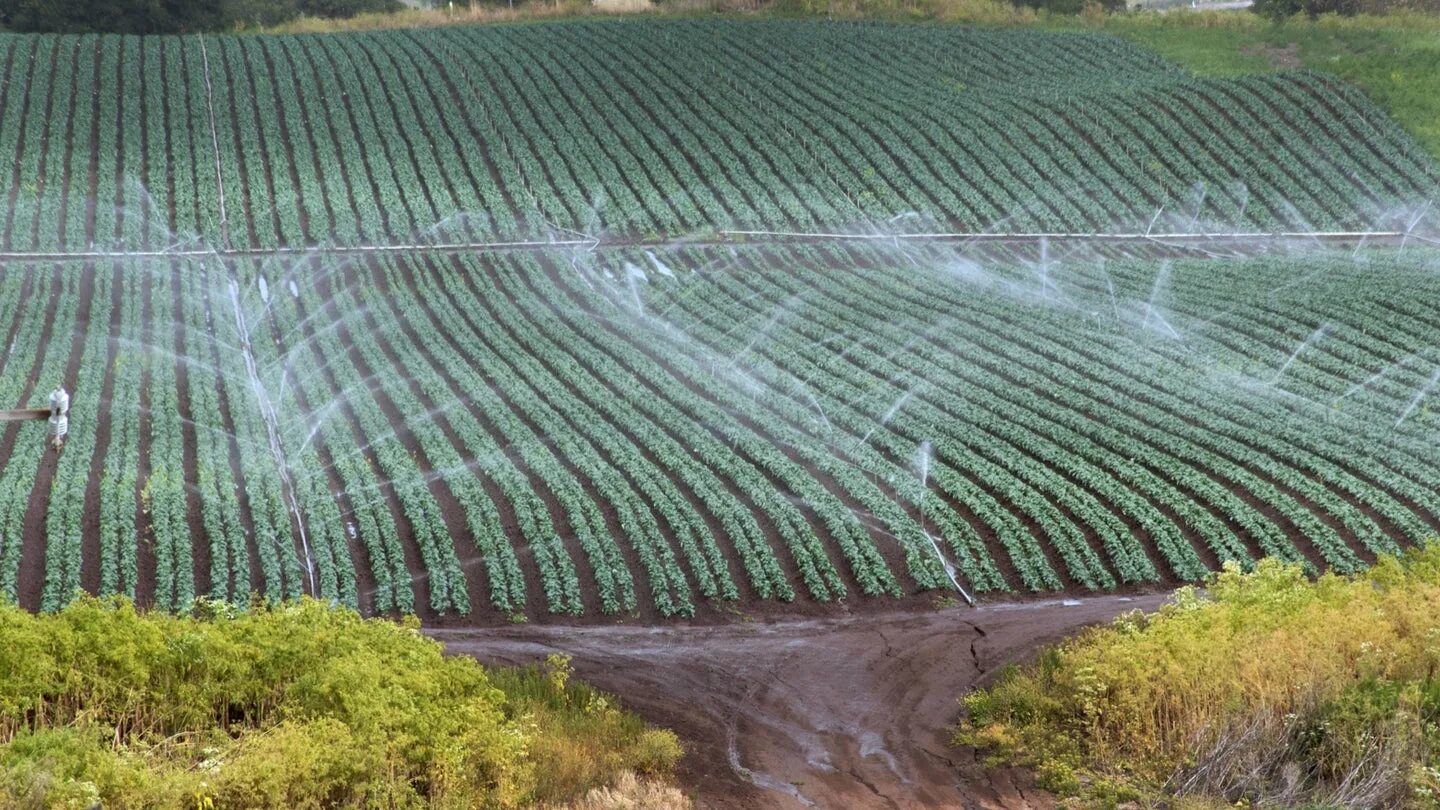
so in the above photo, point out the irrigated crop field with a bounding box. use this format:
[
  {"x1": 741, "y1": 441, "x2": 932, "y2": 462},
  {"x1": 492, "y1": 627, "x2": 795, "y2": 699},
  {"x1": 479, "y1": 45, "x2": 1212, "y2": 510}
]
[
  {"x1": 0, "y1": 22, "x2": 1435, "y2": 252},
  {"x1": 0, "y1": 21, "x2": 1436, "y2": 621},
  {"x1": 6, "y1": 242, "x2": 1440, "y2": 620}
]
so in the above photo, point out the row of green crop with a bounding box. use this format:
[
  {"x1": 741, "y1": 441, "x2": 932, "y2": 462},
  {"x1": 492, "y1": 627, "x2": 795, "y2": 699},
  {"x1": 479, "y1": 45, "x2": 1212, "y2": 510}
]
[
  {"x1": 844, "y1": 246, "x2": 1440, "y2": 567},
  {"x1": 193, "y1": 26, "x2": 1440, "y2": 241},
  {"x1": 488, "y1": 255, "x2": 908, "y2": 603},
  {"x1": 471, "y1": 255, "x2": 927, "y2": 597},
  {"x1": 497, "y1": 256, "x2": 951, "y2": 598},
  {"x1": 145, "y1": 268, "x2": 192, "y2": 609},
  {"x1": 600, "y1": 244, "x2": 1440, "y2": 594},
  {"x1": 39, "y1": 270, "x2": 113, "y2": 611},
  {"x1": 1, "y1": 24, "x2": 1437, "y2": 253},
  {"x1": 97, "y1": 269, "x2": 143, "y2": 597},
  {"x1": 0, "y1": 270, "x2": 81, "y2": 604},
  {"x1": 9, "y1": 246, "x2": 1440, "y2": 616},
  {"x1": 0, "y1": 271, "x2": 58, "y2": 601},
  {"x1": 404, "y1": 256, "x2": 697, "y2": 615},
  {"x1": 249, "y1": 263, "x2": 409, "y2": 613},
  {"x1": 1091, "y1": 255, "x2": 1440, "y2": 539}
]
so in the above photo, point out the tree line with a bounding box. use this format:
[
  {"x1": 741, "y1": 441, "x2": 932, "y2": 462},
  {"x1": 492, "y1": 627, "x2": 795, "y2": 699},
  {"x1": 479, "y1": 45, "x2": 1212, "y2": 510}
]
[{"x1": 0, "y1": 0, "x2": 406, "y2": 33}]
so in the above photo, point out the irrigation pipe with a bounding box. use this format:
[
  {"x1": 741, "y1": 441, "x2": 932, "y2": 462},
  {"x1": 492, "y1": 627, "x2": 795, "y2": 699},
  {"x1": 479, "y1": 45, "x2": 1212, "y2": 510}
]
[
  {"x1": 0, "y1": 239, "x2": 598, "y2": 262},
  {"x1": 0, "y1": 230, "x2": 1427, "y2": 264},
  {"x1": 717, "y1": 229, "x2": 1412, "y2": 241},
  {"x1": 227, "y1": 280, "x2": 318, "y2": 598},
  {"x1": 195, "y1": 35, "x2": 231, "y2": 252}
]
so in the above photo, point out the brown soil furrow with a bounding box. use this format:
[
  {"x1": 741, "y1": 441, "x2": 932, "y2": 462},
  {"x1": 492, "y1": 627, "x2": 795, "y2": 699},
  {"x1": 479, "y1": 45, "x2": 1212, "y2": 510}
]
[
  {"x1": 82, "y1": 38, "x2": 102, "y2": 248},
  {"x1": 435, "y1": 592, "x2": 1169, "y2": 809},
  {"x1": 153, "y1": 40, "x2": 178, "y2": 239},
  {"x1": 287, "y1": 261, "x2": 433, "y2": 618},
  {"x1": 385, "y1": 255, "x2": 605, "y2": 618},
  {"x1": 109, "y1": 38, "x2": 126, "y2": 246},
  {"x1": 47, "y1": 37, "x2": 83, "y2": 251},
  {"x1": 133, "y1": 268, "x2": 156, "y2": 607},
  {"x1": 2, "y1": 38, "x2": 51, "y2": 251},
  {"x1": 435, "y1": 256, "x2": 665, "y2": 620},
  {"x1": 328, "y1": 257, "x2": 491, "y2": 619},
  {"x1": 250, "y1": 39, "x2": 316, "y2": 242},
  {"x1": 78, "y1": 263, "x2": 125, "y2": 594},
  {"x1": 303, "y1": 40, "x2": 401, "y2": 239},
  {"x1": 17, "y1": 267, "x2": 90, "y2": 612}
]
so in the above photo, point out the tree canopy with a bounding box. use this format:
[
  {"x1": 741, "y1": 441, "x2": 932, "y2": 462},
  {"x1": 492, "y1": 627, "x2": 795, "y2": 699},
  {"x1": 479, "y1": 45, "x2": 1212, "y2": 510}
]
[{"x1": 1, "y1": 0, "x2": 403, "y2": 33}]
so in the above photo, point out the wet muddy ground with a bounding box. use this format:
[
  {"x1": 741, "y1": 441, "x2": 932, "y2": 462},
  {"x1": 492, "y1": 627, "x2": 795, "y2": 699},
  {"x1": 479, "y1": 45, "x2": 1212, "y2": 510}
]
[{"x1": 433, "y1": 591, "x2": 1169, "y2": 809}]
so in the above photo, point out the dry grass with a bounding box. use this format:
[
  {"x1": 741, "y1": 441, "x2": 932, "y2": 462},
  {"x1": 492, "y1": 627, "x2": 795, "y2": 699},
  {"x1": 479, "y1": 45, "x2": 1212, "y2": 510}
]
[
  {"x1": 248, "y1": 0, "x2": 1440, "y2": 38},
  {"x1": 259, "y1": 0, "x2": 654, "y2": 34},
  {"x1": 957, "y1": 551, "x2": 1440, "y2": 809},
  {"x1": 485, "y1": 655, "x2": 687, "y2": 806},
  {"x1": 553, "y1": 771, "x2": 694, "y2": 810},
  {"x1": 252, "y1": 0, "x2": 1036, "y2": 33}
]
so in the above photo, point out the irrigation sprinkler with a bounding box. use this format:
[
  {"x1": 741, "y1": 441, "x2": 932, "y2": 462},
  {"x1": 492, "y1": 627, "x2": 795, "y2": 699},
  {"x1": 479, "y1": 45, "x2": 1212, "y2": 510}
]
[{"x1": 0, "y1": 385, "x2": 70, "y2": 453}]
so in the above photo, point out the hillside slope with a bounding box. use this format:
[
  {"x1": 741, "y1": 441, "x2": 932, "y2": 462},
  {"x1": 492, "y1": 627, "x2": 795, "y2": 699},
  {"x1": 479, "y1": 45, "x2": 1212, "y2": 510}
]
[
  {"x1": 0, "y1": 22, "x2": 1433, "y2": 252},
  {"x1": 11, "y1": 244, "x2": 1440, "y2": 621}
]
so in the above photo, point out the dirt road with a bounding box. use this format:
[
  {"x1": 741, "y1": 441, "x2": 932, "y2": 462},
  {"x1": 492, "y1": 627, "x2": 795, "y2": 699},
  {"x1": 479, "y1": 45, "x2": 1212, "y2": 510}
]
[{"x1": 433, "y1": 592, "x2": 1168, "y2": 809}]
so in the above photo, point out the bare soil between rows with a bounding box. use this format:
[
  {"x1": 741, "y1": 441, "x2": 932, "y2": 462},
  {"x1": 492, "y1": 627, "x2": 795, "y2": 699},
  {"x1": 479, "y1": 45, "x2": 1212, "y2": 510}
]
[{"x1": 432, "y1": 590, "x2": 1171, "y2": 809}]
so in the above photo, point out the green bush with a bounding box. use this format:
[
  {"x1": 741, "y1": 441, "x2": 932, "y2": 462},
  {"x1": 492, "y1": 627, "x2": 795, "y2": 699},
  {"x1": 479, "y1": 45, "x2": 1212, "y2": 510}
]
[
  {"x1": 0, "y1": 597, "x2": 681, "y2": 808},
  {"x1": 957, "y1": 547, "x2": 1440, "y2": 809},
  {"x1": 1252, "y1": 0, "x2": 1439, "y2": 20},
  {"x1": 295, "y1": 0, "x2": 403, "y2": 16},
  {"x1": 1011, "y1": 0, "x2": 1121, "y2": 16},
  {"x1": 2, "y1": 0, "x2": 226, "y2": 33}
]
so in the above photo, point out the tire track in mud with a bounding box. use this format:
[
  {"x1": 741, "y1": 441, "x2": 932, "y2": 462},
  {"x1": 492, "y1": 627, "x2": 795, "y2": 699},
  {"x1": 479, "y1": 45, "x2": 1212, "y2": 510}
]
[{"x1": 434, "y1": 591, "x2": 1167, "y2": 810}]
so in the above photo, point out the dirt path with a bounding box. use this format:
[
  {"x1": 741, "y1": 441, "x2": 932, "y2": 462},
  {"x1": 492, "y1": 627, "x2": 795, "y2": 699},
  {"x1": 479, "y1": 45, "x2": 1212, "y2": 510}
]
[{"x1": 433, "y1": 592, "x2": 1169, "y2": 809}]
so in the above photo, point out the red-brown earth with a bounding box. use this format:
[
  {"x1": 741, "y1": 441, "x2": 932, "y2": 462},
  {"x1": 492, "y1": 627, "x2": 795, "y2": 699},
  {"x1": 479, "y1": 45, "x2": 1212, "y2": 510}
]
[{"x1": 433, "y1": 591, "x2": 1170, "y2": 809}]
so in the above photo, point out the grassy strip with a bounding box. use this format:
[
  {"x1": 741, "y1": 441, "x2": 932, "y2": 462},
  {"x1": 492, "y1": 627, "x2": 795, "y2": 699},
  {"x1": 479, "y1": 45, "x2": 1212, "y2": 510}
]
[
  {"x1": 0, "y1": 597, "x2": 684, "y2": 808},
  {"x1": 1082, "y1": 12, "x2": 1440, "y2": 162},
  {"x1": 955, "y1": 547, "x2": 1440, "y2": 809}
]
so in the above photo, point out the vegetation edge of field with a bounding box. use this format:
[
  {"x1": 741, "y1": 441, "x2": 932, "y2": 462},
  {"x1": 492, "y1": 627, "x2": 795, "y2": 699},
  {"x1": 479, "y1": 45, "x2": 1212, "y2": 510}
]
[
  {"x1": 0, "y1": 597, "x2": 685, "y2": 808},
  {"x1": 956, "y1": 545, "x2": 1440, "y2": 809}
]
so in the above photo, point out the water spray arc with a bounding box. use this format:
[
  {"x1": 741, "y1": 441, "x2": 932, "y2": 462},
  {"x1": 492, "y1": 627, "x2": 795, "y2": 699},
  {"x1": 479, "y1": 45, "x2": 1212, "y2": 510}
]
[
  {"x1": 227, "y1": 279, "x2": 318, "y2": 597},
  {"x1": 915, "y1": 440, "x2": 974, "y2": 607}
]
